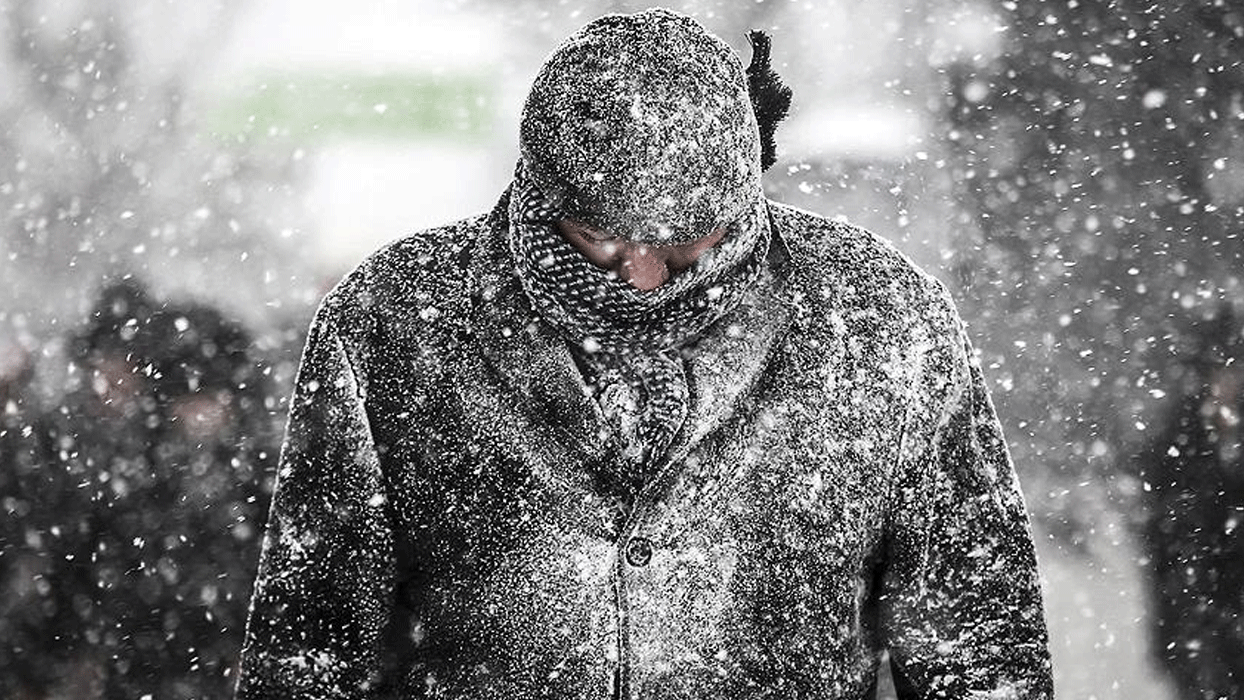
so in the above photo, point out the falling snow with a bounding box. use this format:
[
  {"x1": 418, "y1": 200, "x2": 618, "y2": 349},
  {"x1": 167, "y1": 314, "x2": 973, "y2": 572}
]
[{"x1": 2, "y1": 1, "x2": 1242, "y2": 699}]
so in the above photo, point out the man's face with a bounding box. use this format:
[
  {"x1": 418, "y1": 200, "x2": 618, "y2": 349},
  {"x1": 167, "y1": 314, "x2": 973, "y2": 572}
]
[{"x1": 555, "y1": 220, "x2": 726, "y2": 291}]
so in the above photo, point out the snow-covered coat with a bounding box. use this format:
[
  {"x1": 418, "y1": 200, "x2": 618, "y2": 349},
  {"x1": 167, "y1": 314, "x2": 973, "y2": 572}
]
[{"x1": 236, "y1": 194, "x2": 1054, "y2": 699}]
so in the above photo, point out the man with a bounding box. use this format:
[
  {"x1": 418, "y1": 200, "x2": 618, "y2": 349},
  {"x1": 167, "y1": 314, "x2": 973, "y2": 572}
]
[{"x1": 237, "y1": 9, "x2": 1053, "y2": 699}]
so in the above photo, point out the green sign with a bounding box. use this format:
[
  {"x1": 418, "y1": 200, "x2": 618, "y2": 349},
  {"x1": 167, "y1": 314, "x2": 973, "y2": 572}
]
[{"x1": 209, "y1": 72, "x2": 495, "y2": 141}]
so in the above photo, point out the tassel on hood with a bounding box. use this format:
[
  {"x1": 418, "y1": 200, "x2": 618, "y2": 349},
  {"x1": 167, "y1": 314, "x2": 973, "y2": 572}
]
[{"x1": 745, "y1": 30, "x2": 793, "y2": 172}]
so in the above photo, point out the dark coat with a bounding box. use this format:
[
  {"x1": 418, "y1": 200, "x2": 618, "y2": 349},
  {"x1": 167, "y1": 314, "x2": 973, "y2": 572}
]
[{"x1": 236, "y1": 195, "x2": 1054, "y2": 699}]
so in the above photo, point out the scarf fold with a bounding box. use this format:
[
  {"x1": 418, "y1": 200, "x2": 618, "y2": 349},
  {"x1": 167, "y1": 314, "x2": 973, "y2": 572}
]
[{"x1": 506, "y1": 162, "x2": 769, "y2": 490}]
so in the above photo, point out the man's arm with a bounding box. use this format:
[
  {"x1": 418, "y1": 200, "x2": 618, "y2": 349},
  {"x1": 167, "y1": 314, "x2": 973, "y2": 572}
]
[
  {"x1": 236, "y1": 304, "x2": 394, "y2": 699},
  {"x1": 880, "y1": 302, "x2": 1054, "y2": 699}
]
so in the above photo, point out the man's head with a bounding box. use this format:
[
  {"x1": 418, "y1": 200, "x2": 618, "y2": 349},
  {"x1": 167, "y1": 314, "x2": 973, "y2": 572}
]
[{"x1": 519, "y1": 9, "x2": 763, "y2": 248}]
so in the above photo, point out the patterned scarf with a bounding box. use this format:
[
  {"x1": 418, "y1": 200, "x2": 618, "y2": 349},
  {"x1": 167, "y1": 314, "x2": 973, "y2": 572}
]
[{"x1": 507, "y1": 162, "x2": 769, "y2": 489}]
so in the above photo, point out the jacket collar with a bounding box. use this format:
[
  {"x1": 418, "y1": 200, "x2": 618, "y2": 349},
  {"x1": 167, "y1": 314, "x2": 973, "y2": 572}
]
[{"x1": 466, "y1": 189, "x2": 795, "y2": 492}]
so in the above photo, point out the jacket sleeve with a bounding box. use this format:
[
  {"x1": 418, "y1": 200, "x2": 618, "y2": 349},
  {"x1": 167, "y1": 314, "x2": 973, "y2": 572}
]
[
  {"x1": 236, "y1": 305, "x2": 394, "y2": 699},
  {"x1": 880, "y1": 304, "x2": 1054, "y2": 700}
]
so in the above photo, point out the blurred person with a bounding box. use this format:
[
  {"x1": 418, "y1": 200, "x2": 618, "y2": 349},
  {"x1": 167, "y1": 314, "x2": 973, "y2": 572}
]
[
  {"x1": 1134, "y1": 304, "x2": 1244, "y2": 700},
  {"x1": 237, "y1": 10, "x2": 1053, "y2": 699},
  {"x1": 0, "y1": 279, "x2": 277, "y2": 699},
  {"x1": 0, "y1": 280, "x2": 158, "y2": 698}
]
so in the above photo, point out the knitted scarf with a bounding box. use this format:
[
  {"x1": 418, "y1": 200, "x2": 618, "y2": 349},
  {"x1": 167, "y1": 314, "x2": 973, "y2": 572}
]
[{"x1": 507, "y1": 162, "x2": 769, "y2": 489}]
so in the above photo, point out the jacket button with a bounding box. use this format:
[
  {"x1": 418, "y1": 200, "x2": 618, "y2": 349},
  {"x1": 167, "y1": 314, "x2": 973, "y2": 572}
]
[{"x1": 624, "y1": 536, "x2": 653, "y2": 567}]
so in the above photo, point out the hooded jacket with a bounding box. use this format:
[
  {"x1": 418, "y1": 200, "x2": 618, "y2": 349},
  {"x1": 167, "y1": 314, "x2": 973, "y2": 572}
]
[{"x1": 237, "y1": 9, "x2": 1052, "y2": 700}]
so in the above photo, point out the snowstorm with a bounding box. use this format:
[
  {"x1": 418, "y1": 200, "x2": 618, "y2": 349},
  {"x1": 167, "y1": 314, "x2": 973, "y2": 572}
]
[{"x1": 1, "y1": 1, "x2": 1241, "y2": 699}]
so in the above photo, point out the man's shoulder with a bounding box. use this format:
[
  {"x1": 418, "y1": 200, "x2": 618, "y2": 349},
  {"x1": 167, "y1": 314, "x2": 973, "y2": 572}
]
[
  {"x1": 767, "y1": 200, "x2": 960, "y2": 334},
  {"x1": 769, "y1": 201, "x2": 935, "y2": 292},
  {"x1": 316, "y1": 211, "x2": 493, "y2": 336}
]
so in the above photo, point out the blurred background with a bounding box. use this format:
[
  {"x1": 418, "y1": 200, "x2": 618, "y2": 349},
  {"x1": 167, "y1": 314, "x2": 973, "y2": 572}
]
[{"x1": 1, "y1": 0, "x2": 1242, "y2": 698}]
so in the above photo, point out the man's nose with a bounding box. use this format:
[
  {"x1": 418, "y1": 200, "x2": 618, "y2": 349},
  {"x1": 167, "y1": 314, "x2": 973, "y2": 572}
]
[{"x1": 617, "y1": 245, "x2": 670, "y2": 291}]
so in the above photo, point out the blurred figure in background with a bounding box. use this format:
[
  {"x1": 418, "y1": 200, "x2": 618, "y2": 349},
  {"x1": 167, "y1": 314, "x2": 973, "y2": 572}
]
[
  {"x1": 0, "y1": 279, "x2": 278, "y2": 699},
  {"x1": 1135, "y1": 303, "x2": 1244, "y2": 700}
]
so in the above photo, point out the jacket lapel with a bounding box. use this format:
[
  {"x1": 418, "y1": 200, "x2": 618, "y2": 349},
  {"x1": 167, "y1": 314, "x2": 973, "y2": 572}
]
[{"x1": 465, "y1": 203, "x2": 612, "y2": 468}]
